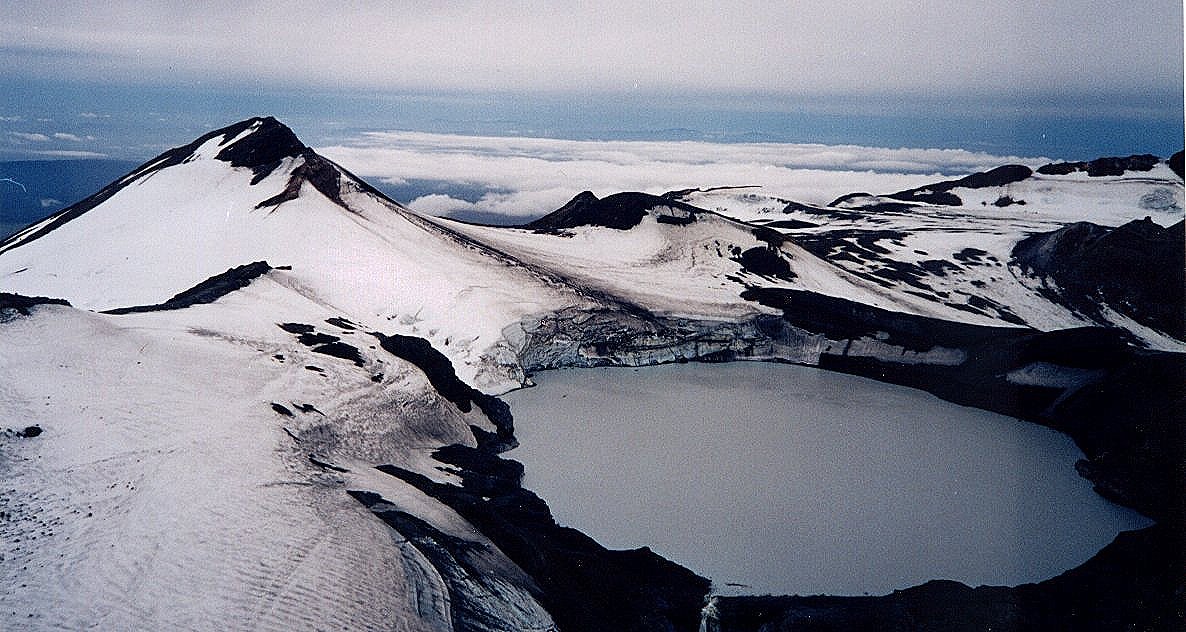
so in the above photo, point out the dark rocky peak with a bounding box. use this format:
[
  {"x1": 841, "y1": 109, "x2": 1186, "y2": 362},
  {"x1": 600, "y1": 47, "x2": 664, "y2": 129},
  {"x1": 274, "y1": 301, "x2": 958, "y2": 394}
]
[
  {"x1": 885, "y1": 164, "x2": 1034, "y2": 206},
  {"x1": 1168, "y1": 150, "x2": 1184, "y2": 178},
  {"x1": 179, "y1": 116, "x2": 394, "y2": 213},
  {"x1": 1012, "y1": 217, "x2": 1185, "y2": 338},
  {"x1": 1037, "y1": 154, "x2": 1162, "y2": 177},
  {"x1": 128, "y1": 116, "x2": 308, "y2": 185},
  {"x1": 211, "y1": 116, "x2": 306, "y2": 172},
  {"x1": 525, "y1": 191, "x2": 704, "y2": 232}
]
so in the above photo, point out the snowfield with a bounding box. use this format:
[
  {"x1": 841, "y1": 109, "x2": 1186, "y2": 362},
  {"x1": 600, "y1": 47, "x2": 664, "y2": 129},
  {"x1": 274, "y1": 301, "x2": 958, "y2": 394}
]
[{"x1": 679, "y1": 165, "x2": 1184, "y2": 350}]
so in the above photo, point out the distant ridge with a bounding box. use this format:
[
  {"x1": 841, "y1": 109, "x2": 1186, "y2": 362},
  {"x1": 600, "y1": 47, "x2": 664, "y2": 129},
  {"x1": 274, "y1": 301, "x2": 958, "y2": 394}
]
[{"x1": 525, "y1": 191, "x2": 703, "y2": 231}]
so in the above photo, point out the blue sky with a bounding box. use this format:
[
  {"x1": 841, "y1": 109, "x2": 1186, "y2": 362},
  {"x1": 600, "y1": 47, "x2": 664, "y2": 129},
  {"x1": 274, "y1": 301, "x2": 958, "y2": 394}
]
[{"x1": 0, "y1": 1, "x2": 1181, "y2": 161}]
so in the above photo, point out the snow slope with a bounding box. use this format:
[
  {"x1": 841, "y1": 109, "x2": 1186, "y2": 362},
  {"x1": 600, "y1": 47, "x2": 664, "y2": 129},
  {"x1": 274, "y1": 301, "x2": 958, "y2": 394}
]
[
  {"x1": 0, "y1": 263, "x2": 562, "y2": 630},
  {"x1": 0, "y1": 117, "x2": 591, "y2": 390},
  {"x1": 679, "y1": 163, "x2": 1185, "y2": 349},
  {"x1": 433, "y1": 196, "x2": 1010, "y2": 327}
]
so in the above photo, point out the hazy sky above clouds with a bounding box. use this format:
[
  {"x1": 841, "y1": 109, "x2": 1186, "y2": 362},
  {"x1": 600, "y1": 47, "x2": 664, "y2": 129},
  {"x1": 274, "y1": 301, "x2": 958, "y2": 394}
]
[
  {"x1": 1, "y1": 1, "x2": 1181, "y2": 95},
  {"x1": 0, "y1": 2, "x2": 1181, "y2": 164}
]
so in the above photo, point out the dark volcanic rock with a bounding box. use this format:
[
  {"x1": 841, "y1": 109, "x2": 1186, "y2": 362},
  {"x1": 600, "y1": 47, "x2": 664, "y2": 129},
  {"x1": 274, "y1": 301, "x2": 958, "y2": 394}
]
[
  {"x1": 736, "y1": 246, "x2": 793, "y2": 279},
  {"x1": 372, "y1": 332, "x2": 515, "y2": 450},
  {"x1": 1012, "y1": 218, "x2": 1185, "y2": 339},
  {"x1": 296, "y1": 331, "x2": 340, "y2": 347},
  {"x1": 708, "y1": 524, "x2": 1184, "y2": 632},
  {"x1": 759, "y1": 218, "x2": 819, "y2": 229},
  {"x1": 104, "y1": 261, "x2": 272, "y2": 315},
  {"x1": 366, "y1": 453, "x2": 711, "y2": 632},
  {"x1": 1083, "y1": 154, "x2": 1160, "y2": 176},
  {"x1": 885, "y1": 165, "x2": 1033, "y2": 206},
  {"x1": 276, "y1": 323, "x2": 366, "y2": 367},
  {"x1": 0, "y1": 292, "x2": 70, "y2": 315},
  {"x1": 828, "y1": 192, "x2": 873, "y2": 207},
  {"x1": 254, "y1": 150, "x2": 354, "y2": 211},
  {"x1": 1037, "y1": 154, "x2": 1162, "y2": 177},
  {"x1": 525, "y1": 191, "x2": 703, "y2": 232},
  {"x1": 953, "y1": 164, "x2": 1034, "y2": 189},
  {"x1": 1035, "y1": 161, "x2": 1081, "y2": 176},
  {"x1": 349, "y1": 490, "x2": 533, "y2": 632},
  {"x1": 325, "y1": 316, "x2": 358, "y2": 330},
  {"x1": 311, "y1": 341, "x2": 365, "y2": 367},
  {"x1": 213, "y1": 116, "x2": 305, "y2": 181},
  {"x1": 1169, "y1": 150, "x2": 1184, "y2": 178}
]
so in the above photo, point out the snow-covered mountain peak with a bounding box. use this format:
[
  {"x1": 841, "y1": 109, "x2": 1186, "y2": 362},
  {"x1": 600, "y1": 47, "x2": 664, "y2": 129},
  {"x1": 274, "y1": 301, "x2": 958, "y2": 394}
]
[
  {"x1": 117, "y1": 116, "x2": 309, "y2": 189},
  {"x1": 0, "y1": 117, "x2": 380, "y2": 259}
]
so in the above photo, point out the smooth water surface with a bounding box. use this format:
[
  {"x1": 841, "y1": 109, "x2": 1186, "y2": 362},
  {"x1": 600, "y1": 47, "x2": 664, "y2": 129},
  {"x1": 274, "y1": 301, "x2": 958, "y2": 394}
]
[{"x1": 503, "y1": 362, "x2": 1151, "y2": 596}]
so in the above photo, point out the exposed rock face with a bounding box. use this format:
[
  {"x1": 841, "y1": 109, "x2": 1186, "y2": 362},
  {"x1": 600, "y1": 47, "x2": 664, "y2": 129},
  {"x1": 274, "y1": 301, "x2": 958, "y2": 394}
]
[
  {"x1": 525, "y1": 191, "x2": 703, "y2": 231},
  {"x1": 705, "y1": 523, "x2": 1185, "y2": 632},
  {"x1": 373, "y1": 332, "x2": 516, "y2": 451},
  {"x1": 1169, "y1": 150, "x2": 1184, "y2": 178},
  {"x1": 213, "y1": 117, "x2": 306, "y2": 178},
  {"x1": 1037, "y1": 154, "x2": 1162, "y2": 177},
  {"x1": 1012, "y1": 217, "x2": 1186, "y2": 339},
  {"x1": 103, "y1": 261, "x2": 273, "y2": 315},
  {"x1": 500, "y1": 307, "x2": 810, "y2": 374},
  {"x1": 366, "y1": 445, "x2": 712, "y2": 632},
  {"x1": 0, "y1": 292, "x2": 70, "y2": 316},
  {"x1": 886, "y1": 164, "x2": 1033, "y2": 206}
]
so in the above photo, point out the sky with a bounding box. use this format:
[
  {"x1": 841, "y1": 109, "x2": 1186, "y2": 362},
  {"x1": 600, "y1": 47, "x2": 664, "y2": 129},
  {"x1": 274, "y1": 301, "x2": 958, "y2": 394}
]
[
  {"x1": 1, "y1": 1, "x2": 1181, "y2": 95},
  {"x1": 0, "y1": 1, "x2": 1181, "y2": 163}
]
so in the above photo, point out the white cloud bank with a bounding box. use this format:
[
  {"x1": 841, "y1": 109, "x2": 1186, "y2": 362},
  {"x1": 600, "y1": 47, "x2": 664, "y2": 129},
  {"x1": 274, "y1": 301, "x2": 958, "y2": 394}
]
[
  {"x1": 9, "y1": 132, "x2": 50, "y2": 142},
  {"x1": 320, "y1": 132, "x2": 1044, "y2": 219}
]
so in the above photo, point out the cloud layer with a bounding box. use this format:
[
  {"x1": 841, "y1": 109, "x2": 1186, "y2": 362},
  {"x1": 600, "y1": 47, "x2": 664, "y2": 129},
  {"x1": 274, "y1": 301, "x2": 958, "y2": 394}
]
[
  {"x1": 320, "y1": 132, "x2": 1042, "y2": 218},
  {"x1": 1, "y1": 2, "x2": 1180, "y2": 95}
]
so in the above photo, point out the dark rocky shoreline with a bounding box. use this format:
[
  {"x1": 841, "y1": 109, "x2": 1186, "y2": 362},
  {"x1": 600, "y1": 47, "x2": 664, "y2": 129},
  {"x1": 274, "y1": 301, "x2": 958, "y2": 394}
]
[{"x1": 362, "y1": 286, "x2": 1183, "y2": 630}]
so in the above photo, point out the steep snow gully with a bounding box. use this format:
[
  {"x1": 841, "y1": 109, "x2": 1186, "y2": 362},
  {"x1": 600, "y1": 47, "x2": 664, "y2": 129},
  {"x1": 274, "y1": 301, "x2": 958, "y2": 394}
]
[{"x1": 0, "y1": 118, "x2": 1183, "y2": 631}]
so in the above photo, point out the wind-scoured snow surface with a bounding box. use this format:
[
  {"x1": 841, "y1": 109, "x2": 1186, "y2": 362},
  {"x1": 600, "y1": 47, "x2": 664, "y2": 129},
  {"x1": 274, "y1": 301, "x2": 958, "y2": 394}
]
[
  {"x1": 0, "y1": 117, "x2": 1182, "y2": 630},
  {"x1": 0, "y1": 118, "x2": 573, "y2": 630},
  {"x1": 0, "y1": 294, "x2": 552, "y2": 630}
]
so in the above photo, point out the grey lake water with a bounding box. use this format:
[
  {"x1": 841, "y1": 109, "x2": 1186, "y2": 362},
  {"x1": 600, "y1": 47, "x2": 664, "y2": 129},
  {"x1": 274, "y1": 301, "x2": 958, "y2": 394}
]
[{"x1": 502, "y1": 362, "x2": 1152, "y2": 597}]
